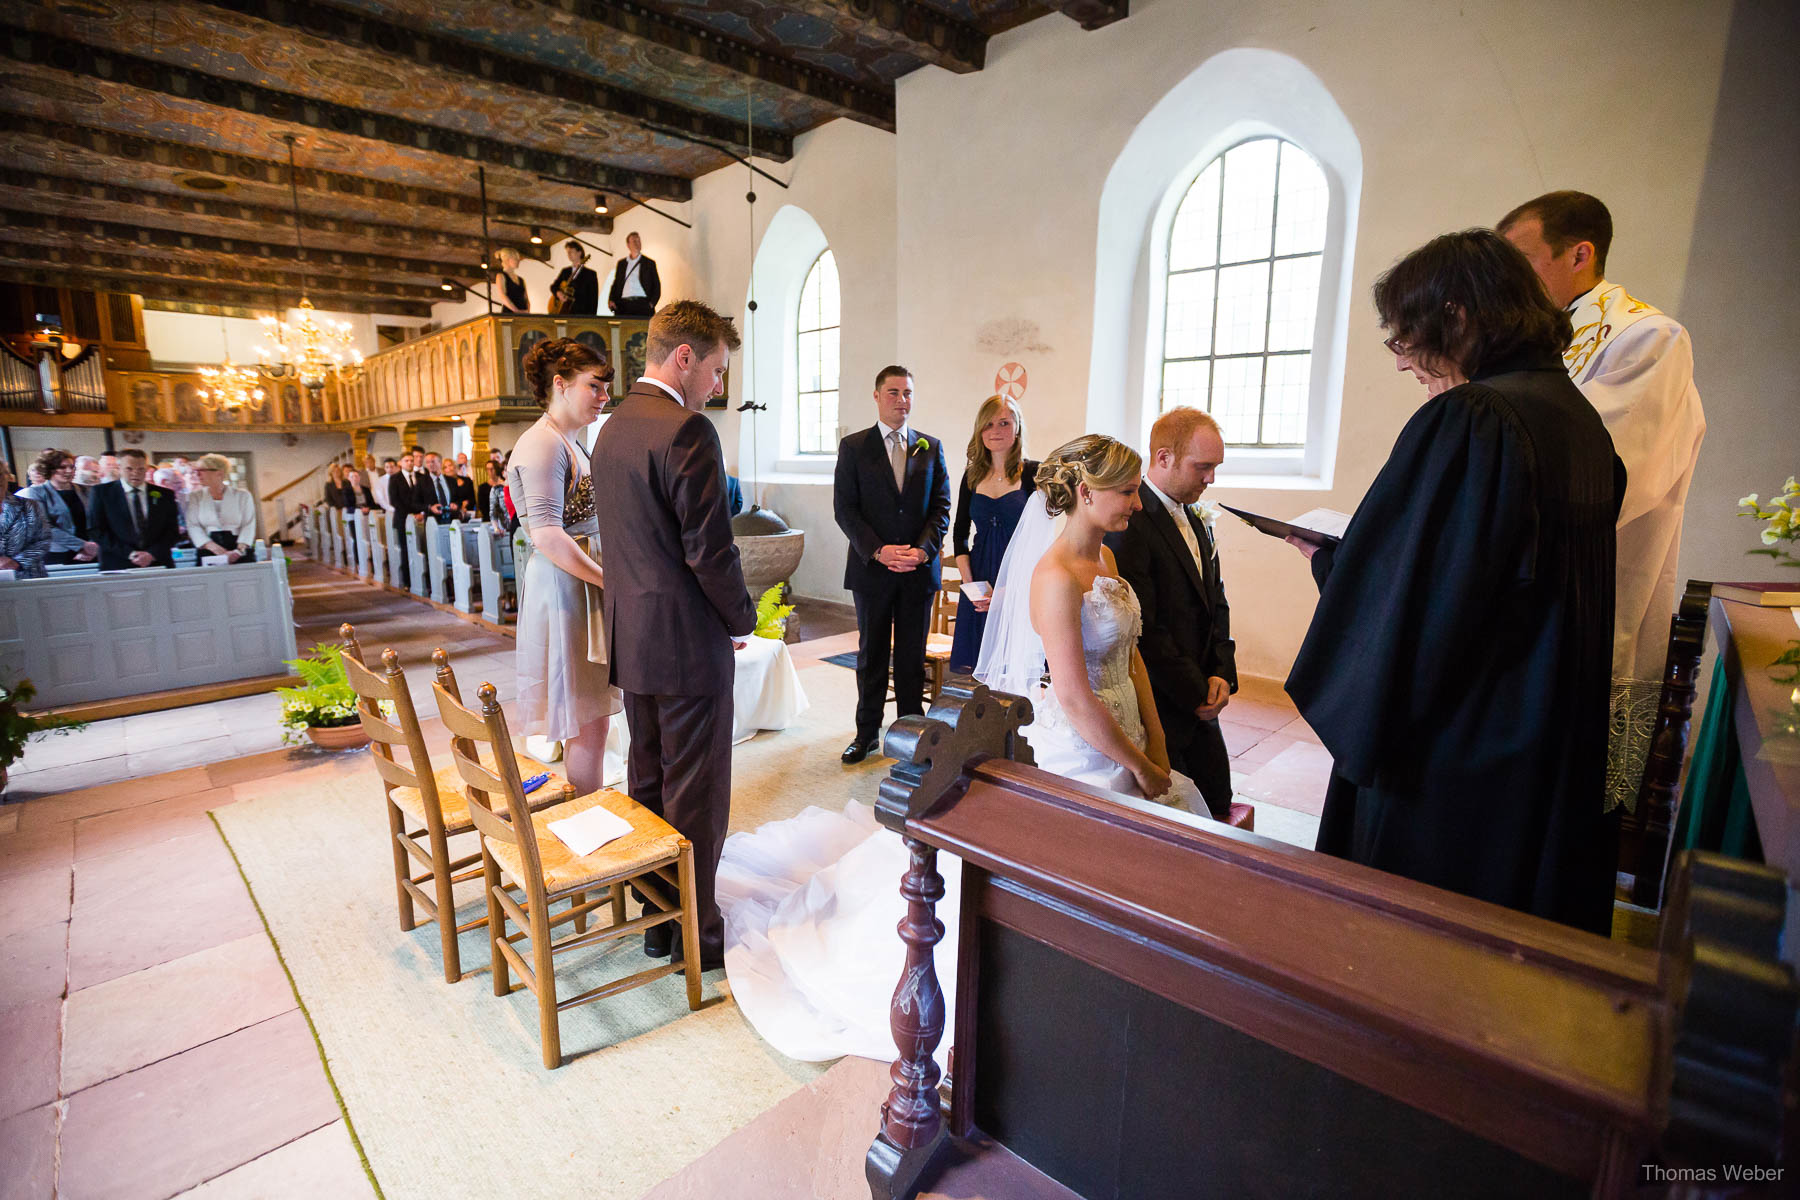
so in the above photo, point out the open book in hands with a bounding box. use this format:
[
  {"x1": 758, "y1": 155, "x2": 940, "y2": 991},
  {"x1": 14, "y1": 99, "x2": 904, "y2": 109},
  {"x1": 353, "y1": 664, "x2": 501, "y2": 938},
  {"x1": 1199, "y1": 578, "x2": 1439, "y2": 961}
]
[{"x1": 1220, "y1": 505, "x2": 1350, "y2": 548}]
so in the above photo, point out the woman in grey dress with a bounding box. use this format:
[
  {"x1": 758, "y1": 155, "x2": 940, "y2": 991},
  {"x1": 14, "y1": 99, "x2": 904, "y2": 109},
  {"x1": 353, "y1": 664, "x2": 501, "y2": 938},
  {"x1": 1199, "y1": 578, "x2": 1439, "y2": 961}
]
[
  {"x1": 510, "y1": 337, "x2": 622, "y2": 794},
  {"x1": 0, "y1": 458, "x2": 51, "y2": 578}
]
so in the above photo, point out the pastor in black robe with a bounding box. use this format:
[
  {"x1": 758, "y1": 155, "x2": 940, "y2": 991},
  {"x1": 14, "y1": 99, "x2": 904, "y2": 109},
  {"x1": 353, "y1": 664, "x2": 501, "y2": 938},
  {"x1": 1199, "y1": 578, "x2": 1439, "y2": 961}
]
[{"x1": 1286, "y1": 351, "x2": 1624, "y2": 935}]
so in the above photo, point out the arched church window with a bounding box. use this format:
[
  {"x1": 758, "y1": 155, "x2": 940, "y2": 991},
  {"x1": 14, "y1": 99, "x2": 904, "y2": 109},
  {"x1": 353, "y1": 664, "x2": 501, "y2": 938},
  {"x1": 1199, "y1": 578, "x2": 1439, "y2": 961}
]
[
  {"x1": 794, "y1": 249, "x2": 840, "y2": 455},
  {"x1": 1159, "y1": 137, "x2": 1329, "y2": 448}
]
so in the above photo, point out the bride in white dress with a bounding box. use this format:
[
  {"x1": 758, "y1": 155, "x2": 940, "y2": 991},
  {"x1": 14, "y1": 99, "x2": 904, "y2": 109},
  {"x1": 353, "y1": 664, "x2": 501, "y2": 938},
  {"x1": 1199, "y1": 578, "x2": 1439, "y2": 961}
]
[{"x1": 717, "y1": 435, "x2": 1208, "y2": 1063}]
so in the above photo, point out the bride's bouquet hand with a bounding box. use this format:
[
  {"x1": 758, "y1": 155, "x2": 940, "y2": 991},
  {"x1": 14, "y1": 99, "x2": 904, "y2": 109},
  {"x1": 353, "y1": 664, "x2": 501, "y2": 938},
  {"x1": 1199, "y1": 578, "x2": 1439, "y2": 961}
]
[{"x1": 1132, "y1": 757, "x2": 1172, "y2": 802}]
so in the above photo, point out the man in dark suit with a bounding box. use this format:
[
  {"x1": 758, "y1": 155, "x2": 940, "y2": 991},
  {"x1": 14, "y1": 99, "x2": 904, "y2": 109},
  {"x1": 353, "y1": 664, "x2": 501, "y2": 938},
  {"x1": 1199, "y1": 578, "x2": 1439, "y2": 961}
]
[
  {"x1": 607, "y1": 231, "x2": 661, "y2": 317},
  {"x1": 387, "y1": 451, "x2": 424, "y2": 587},
  {"x1": 1106, "y1": 407, "x2": 1237, "y2": 818},
  {"x1": 89, "y1": 447, "x2": 179, "y2": 570},
  {"x1": 833, "y1": 366, "x2": 952, "y2": 764},
  {"x1": 591, "y1": 300, "x2": 755, "y2": 970},
  {"x1": 445, "y1": 462, "x2": 476, "y2": 517}
]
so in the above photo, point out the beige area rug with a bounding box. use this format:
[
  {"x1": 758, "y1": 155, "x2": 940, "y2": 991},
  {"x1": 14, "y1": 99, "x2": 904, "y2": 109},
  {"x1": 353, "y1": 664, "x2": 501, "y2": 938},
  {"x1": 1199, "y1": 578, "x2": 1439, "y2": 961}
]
[{"x1": 213, "y1": 661, "x2": 893, "y2": 1200}]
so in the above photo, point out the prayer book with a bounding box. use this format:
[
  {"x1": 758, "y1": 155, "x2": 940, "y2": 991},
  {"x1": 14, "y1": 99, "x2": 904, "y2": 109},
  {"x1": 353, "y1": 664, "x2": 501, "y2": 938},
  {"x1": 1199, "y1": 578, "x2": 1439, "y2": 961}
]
[
  {"x1": 1220, "y1": 505, "x2": 1350, "y2": 548},
  {"x1": 548, "y1": 805, "x2": 633, "y2": 858},
  {"x1": 1711, "y1": 582, "x2": 1800, "y2": 607}
]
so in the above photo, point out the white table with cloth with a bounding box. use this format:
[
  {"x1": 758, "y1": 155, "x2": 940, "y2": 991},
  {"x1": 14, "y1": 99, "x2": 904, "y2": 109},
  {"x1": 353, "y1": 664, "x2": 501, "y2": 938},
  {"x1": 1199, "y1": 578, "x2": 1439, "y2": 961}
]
[{"x1": 526, "y1": 634, "x2": 811, "y2": 786}]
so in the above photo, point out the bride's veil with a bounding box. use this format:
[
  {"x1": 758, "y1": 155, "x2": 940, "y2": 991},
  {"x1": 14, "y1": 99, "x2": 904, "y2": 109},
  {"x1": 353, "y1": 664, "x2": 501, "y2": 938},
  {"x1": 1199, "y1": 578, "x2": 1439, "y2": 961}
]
[{"x1": 972, "y1": 490, "x2": 1063, "y2": 698}]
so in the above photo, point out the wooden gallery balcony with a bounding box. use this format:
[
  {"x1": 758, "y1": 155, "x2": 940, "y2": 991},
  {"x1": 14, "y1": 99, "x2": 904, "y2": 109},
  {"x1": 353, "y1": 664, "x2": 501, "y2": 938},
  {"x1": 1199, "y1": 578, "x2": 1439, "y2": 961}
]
[{"x1": 104, "y1": 314, "x2": 654, "y2": 435}]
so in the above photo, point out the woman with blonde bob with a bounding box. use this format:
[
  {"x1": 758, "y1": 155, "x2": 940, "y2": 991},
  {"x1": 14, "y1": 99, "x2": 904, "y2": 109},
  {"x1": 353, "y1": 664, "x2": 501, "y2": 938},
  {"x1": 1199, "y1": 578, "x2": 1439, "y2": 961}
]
[
  {"x1": 185, "y1": 453, "x2": 257, "y2": 562},
  {"x1": 976, "y1": 434, "x2": 1206, "y2": 810},
  {"x1": 949, "y1": 395, "x2": 1038, "y2": 671}
]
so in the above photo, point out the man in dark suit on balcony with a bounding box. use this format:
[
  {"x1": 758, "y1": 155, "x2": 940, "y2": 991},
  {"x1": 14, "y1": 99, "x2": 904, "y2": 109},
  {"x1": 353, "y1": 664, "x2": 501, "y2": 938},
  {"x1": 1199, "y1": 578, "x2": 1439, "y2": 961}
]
[{"x1": 89, "y1": 448, "x2": 179, "y2": 570}]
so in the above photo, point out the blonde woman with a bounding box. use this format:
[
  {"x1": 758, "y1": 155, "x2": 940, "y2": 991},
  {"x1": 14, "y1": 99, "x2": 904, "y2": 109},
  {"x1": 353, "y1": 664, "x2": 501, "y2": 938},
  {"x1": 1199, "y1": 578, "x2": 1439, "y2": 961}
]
[
  {"x1": 949, "y1": 395, "x2": 1037, "y2": 671},
  {"x1": 185, "y1": 454, "x2": 256, "y2": 561},
  {"x1": 711, "y1": 436, "x2": 1204, "y2": 1068},
  {"x1": 977, "y1": 434, "x2": 1201, "y2": 806}
]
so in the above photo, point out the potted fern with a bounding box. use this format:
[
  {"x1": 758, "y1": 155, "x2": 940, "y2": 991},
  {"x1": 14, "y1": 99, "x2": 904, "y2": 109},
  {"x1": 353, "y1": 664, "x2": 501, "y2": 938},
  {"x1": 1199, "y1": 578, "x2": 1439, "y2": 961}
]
[
  {"x1": 276, "y1": 643, "x2": 369, "y2": 750},
  {"x1": 754, "y1": 584, "x2": 796, "y2": 640},
  {"x1": 0, "y1": 679, "x2": 85, "y2": 795}
]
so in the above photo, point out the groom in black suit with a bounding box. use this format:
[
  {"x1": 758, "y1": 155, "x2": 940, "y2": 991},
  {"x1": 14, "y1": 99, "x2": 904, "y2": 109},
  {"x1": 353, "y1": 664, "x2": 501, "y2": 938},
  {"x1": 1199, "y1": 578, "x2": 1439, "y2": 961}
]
[
  {"x1": 833, "y1": 366, "x2": 952, "y2": 763},
  {"x1": 1107, "y1": 407, "x2": 1237, "y2": 818}
]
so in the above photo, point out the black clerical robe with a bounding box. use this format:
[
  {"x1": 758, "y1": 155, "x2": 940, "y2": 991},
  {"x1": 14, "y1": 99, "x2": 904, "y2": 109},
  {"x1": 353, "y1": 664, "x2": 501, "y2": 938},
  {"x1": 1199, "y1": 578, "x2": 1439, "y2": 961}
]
[{"x1": 1286, "y1": 352, "x2": 1624, "y2": 935}]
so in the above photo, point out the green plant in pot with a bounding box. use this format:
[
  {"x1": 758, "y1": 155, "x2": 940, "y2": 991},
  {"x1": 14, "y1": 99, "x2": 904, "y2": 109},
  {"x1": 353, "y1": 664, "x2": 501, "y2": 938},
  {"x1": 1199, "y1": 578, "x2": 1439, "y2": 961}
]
[
  {"x1": 277, "y1": 643, "x2": 370, "y2": 749},
  {"x1": 754, "y1": 584, "x2": 795, "y2": 640},
  {"x1": 0, "y1": 679, "x2": 86, "y2": 794}
]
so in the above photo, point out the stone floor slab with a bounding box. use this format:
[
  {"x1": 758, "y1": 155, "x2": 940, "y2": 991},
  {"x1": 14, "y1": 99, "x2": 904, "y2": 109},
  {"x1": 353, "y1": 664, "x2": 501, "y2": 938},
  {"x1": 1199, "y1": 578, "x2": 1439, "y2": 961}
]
[
  {"x1": 0, "y1": 1104, "x2": 57, "y2": 1200},
  {"x1": 0, "y1": 864, "x2": 72, "y2": 933},
  {"x1": 0, "y1": 806, "x2": 17, "y2": 834},
  {"x1": 60, "y1": 1010, "x2": 340, "y2": 1200},
  {"x1": 1229, "y1": 730, "x2": 1300, "y2": 769},
  {"x1": 68, "y1": 831, "x2": 261, "y2": 991},
  {"x1": 0, "y1": 822, "x2": 74, "y2": 883},
  {"x1": 19, "y1": 767, "x2": 213, "y2": 831},
  {"x1": 0, "y1": 922, "x2": 67, "y2": 1009},
  {"x1": 63, "y1": 935, "x2": 296, "y2": 1094},
  {"x1": 0, "y1": 997, "x2": 61, "y2": 1121},
  {"x1": 125, "y1": 737, "x2": 237, "y2": 783},
  {"x1": 74, "y1": 789, "x2": 237, "y2": 863},
  {"x1": 1235, "y1": 741, "x2": 1335, "y2": 816},
  {"x1": 174, "y1": 1122, "x2": 374, "y2": 1200}
]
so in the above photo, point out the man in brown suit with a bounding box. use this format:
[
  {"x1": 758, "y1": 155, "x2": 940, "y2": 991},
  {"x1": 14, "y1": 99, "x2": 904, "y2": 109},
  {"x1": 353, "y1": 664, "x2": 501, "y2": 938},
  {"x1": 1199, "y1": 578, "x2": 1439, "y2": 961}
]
[{"x1": 591, "y1": 300, "x2": 755, "y2": 969}]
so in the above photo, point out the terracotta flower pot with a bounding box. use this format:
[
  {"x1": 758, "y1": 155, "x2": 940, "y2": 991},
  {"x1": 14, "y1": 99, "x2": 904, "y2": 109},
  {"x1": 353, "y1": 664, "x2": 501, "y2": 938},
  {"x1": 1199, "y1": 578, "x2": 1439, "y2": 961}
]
[{"x1": 305, "y1": 723, "x2": 370, "y2": 751}]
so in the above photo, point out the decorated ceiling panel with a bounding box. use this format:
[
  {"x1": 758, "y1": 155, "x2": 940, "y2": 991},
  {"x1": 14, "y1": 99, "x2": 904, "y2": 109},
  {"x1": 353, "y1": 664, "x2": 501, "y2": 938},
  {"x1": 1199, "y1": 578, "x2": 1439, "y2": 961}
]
[
  {"x1": 0, "y1": 0, "x2": 1123, "y2": 318},
  {"x1": 317, "y1": 0, "x2": 853, "y2": 131},
  {"x1": 13, "y1": 0, "x2": 729, "y2": 177}
]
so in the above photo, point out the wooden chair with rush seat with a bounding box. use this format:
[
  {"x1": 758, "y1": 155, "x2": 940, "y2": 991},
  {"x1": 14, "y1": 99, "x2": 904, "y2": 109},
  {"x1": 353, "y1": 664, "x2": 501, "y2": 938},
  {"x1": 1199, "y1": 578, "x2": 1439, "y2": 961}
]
[
  {"x1": 433, "y1": 678, "x2": 704, "y2": 1069},
  {"x1": 338, "y1": 623, "x2": 574, "y2": 983},
  {"x1": 924, "y1": 575, "x2": 960, "y2": 703}
]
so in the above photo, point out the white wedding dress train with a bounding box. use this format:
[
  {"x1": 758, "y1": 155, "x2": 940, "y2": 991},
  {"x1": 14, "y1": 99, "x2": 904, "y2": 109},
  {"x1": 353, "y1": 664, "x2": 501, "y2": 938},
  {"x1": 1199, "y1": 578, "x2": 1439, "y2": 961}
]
[{"x1": 718, "y1": 574, "x2": 1207, "y2": 1063}]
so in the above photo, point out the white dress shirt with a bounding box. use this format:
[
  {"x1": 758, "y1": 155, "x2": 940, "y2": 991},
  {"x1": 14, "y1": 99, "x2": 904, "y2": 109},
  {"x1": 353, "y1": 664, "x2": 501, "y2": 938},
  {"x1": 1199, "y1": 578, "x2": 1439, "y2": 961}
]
[
  {"x1": 621, "y1": 254, "x2": 648, "y2": 299},
  {"x1": 1144, "y1": 476, "x2": 1206, "y2": 577},
  {"x1": 876, "y1": 418, "x2": 910, "y2": 489},
  {"x1": 371, "y1": 473, "x2": 392, "y2": 512},
  {"x1": 636, "y1": 375, "x2": 685, "y2": 405}
]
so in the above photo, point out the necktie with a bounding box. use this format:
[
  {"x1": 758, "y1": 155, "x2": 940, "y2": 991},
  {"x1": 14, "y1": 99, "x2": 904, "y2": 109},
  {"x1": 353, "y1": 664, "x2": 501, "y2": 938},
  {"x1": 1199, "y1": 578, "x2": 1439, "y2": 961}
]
[
  {"x1": 437, "y1": 476, "x2": 449, "y2": 507},
  {"x1": 888, "y1": 431, "x2": 906, "y2": 490},
  {"x1": 131, "y1": 488, "x2": 146, "y2": 538}
]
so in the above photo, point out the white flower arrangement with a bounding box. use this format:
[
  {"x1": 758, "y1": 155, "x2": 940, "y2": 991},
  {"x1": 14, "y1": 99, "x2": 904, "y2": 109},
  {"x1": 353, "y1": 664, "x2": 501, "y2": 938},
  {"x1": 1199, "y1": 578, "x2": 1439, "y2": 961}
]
[{"x1": 1740, "y1": 476, "x2": 1799, "y2": 570}]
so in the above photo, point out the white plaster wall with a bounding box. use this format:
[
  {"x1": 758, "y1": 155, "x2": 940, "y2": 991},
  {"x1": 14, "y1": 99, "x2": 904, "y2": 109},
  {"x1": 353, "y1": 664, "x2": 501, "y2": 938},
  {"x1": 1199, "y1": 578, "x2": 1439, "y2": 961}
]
[
  {"x1": 141, "y1": 307, "x2": 431, "y2": 367},
  {"x1": 893, "y1": 0, "x2": 1737, "y2": 678}
]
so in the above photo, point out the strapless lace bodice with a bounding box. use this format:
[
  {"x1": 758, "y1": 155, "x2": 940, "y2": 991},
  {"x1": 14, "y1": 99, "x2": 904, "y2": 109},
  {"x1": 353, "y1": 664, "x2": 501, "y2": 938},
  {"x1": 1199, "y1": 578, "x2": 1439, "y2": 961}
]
[{"x1": 1028, "y1": 574, "x2": 1146, "y2": 765}]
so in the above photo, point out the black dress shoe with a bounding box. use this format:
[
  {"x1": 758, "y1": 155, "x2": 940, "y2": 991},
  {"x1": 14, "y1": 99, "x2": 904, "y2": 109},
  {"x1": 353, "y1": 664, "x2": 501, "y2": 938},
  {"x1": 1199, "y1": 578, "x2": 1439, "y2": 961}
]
[
  {"x1": 841, "y1": 737, "x2": 879, "y2": 764},
  {"x1": 643, "y1": 924, "x2": 672, "y2": 959}
]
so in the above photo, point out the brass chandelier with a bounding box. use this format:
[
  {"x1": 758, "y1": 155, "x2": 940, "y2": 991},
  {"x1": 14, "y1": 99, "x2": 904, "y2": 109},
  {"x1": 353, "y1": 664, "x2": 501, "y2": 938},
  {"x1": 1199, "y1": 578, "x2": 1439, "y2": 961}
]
[
  {"x1": 258, "y1": 135, "x2": 362, "y2": 394},
  {"x1": 198, "y1": 316, "x2": 266, "y2": 415}
]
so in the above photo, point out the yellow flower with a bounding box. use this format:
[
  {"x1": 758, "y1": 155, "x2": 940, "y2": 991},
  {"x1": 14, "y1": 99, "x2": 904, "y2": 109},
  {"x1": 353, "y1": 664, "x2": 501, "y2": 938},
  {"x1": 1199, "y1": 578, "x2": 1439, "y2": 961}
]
[{"x1": 1739, "y1": 493, "x2": 1760, "y2": 509}]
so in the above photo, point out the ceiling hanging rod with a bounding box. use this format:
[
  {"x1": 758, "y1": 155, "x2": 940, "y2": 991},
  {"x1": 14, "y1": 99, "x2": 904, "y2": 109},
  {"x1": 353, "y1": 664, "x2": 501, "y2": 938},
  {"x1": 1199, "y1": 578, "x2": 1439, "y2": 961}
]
[
  {"x1": 535, "y1": 175, "x2": 692, "y2": 229},
  {"x1": 634, "y1": 121, "x2": 790, "y2": 191},
  {"x1": 490, "y1": 220, "x2": 614, "y2": 259}
]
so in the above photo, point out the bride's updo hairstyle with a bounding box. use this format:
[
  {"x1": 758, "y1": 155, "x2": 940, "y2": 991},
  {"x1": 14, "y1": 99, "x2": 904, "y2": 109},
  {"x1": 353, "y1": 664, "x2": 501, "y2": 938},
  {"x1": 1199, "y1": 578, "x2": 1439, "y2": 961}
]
[
  {"x1": 520, "y1": 337, "x2": 609, "y2": 409},
  {"x1": 1037, "y1": 434, "x2": 1142, "y2": 517}
]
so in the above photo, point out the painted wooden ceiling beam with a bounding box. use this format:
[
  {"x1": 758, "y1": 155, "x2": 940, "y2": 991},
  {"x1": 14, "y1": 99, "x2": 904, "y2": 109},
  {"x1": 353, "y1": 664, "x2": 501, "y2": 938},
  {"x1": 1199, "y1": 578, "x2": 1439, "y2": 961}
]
[
  {"x1": 0, "y1": 115, "x2": 612, "y2": 233},
  {"x1": 0, "y1": 265, "x2": 436, "y2": 318},
  {"x1": 189, "y1": 0, "x2": 794, "y2": 161},
  {"x1": 0, "y1": 25, "x2": 694, "y2": 201}
]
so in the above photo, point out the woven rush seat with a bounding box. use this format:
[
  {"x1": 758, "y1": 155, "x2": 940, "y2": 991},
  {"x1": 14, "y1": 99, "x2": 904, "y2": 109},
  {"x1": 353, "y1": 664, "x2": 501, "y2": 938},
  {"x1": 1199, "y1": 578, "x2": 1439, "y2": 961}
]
[
  {"x1": 486, "y1": 787, "x2": 683, "y2": 893},
  {"x1": 387, "y1": 756, "x2": 573, "y2": 832}
]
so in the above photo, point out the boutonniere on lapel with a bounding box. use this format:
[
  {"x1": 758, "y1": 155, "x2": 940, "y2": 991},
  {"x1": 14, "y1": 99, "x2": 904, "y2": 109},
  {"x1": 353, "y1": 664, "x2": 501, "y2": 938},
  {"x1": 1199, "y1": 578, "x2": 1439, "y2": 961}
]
[
  {"x1": 909, "y1": 435, "x2": 930, "y2": 459},
  {"x1": 1190, "y1": 500, "x2": 1221, "y2": 556}
]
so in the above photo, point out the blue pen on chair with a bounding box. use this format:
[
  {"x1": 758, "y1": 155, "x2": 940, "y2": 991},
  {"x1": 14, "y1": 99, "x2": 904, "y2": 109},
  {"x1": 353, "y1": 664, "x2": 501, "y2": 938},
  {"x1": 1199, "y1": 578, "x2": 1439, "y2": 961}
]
[{"x1": 521, "y1": 772, "x2": 550, "y2": 795}]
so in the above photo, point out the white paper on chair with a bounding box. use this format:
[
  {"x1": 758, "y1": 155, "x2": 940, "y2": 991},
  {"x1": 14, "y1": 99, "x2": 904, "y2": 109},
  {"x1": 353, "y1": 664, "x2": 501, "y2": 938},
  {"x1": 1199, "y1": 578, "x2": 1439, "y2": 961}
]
[{"x1": 547, "y1": 805, "x2": 633, "y2": 857}]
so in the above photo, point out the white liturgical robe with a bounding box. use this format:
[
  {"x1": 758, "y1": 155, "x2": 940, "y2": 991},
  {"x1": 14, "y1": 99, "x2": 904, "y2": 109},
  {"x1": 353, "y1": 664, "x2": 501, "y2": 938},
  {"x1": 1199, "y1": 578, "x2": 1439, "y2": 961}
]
[{"x1": 1563, "y1": 280, "x2": 1705, "y2": 810}]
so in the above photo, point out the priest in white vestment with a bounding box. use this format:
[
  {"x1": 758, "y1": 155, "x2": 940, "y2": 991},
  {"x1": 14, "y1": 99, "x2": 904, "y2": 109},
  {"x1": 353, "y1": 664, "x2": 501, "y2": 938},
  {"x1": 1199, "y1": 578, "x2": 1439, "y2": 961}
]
[{"x1": 1502, "y1": 190, "x2": 1706, "y2": 813}]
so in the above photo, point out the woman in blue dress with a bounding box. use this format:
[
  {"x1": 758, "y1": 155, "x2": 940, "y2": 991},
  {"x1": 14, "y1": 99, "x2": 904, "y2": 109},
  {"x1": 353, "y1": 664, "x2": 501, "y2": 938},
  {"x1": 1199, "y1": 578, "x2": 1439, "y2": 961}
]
[{"x1": 950, "y1": 394, "x2": 1037, "y2": 672}]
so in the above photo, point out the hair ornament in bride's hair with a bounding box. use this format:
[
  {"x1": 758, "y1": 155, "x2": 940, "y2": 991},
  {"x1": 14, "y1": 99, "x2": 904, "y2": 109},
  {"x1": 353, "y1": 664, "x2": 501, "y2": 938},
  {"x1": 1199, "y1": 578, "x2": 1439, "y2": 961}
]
[{"x1": 1037, "y1": 434, "x2": 1142, "y2": 516}]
